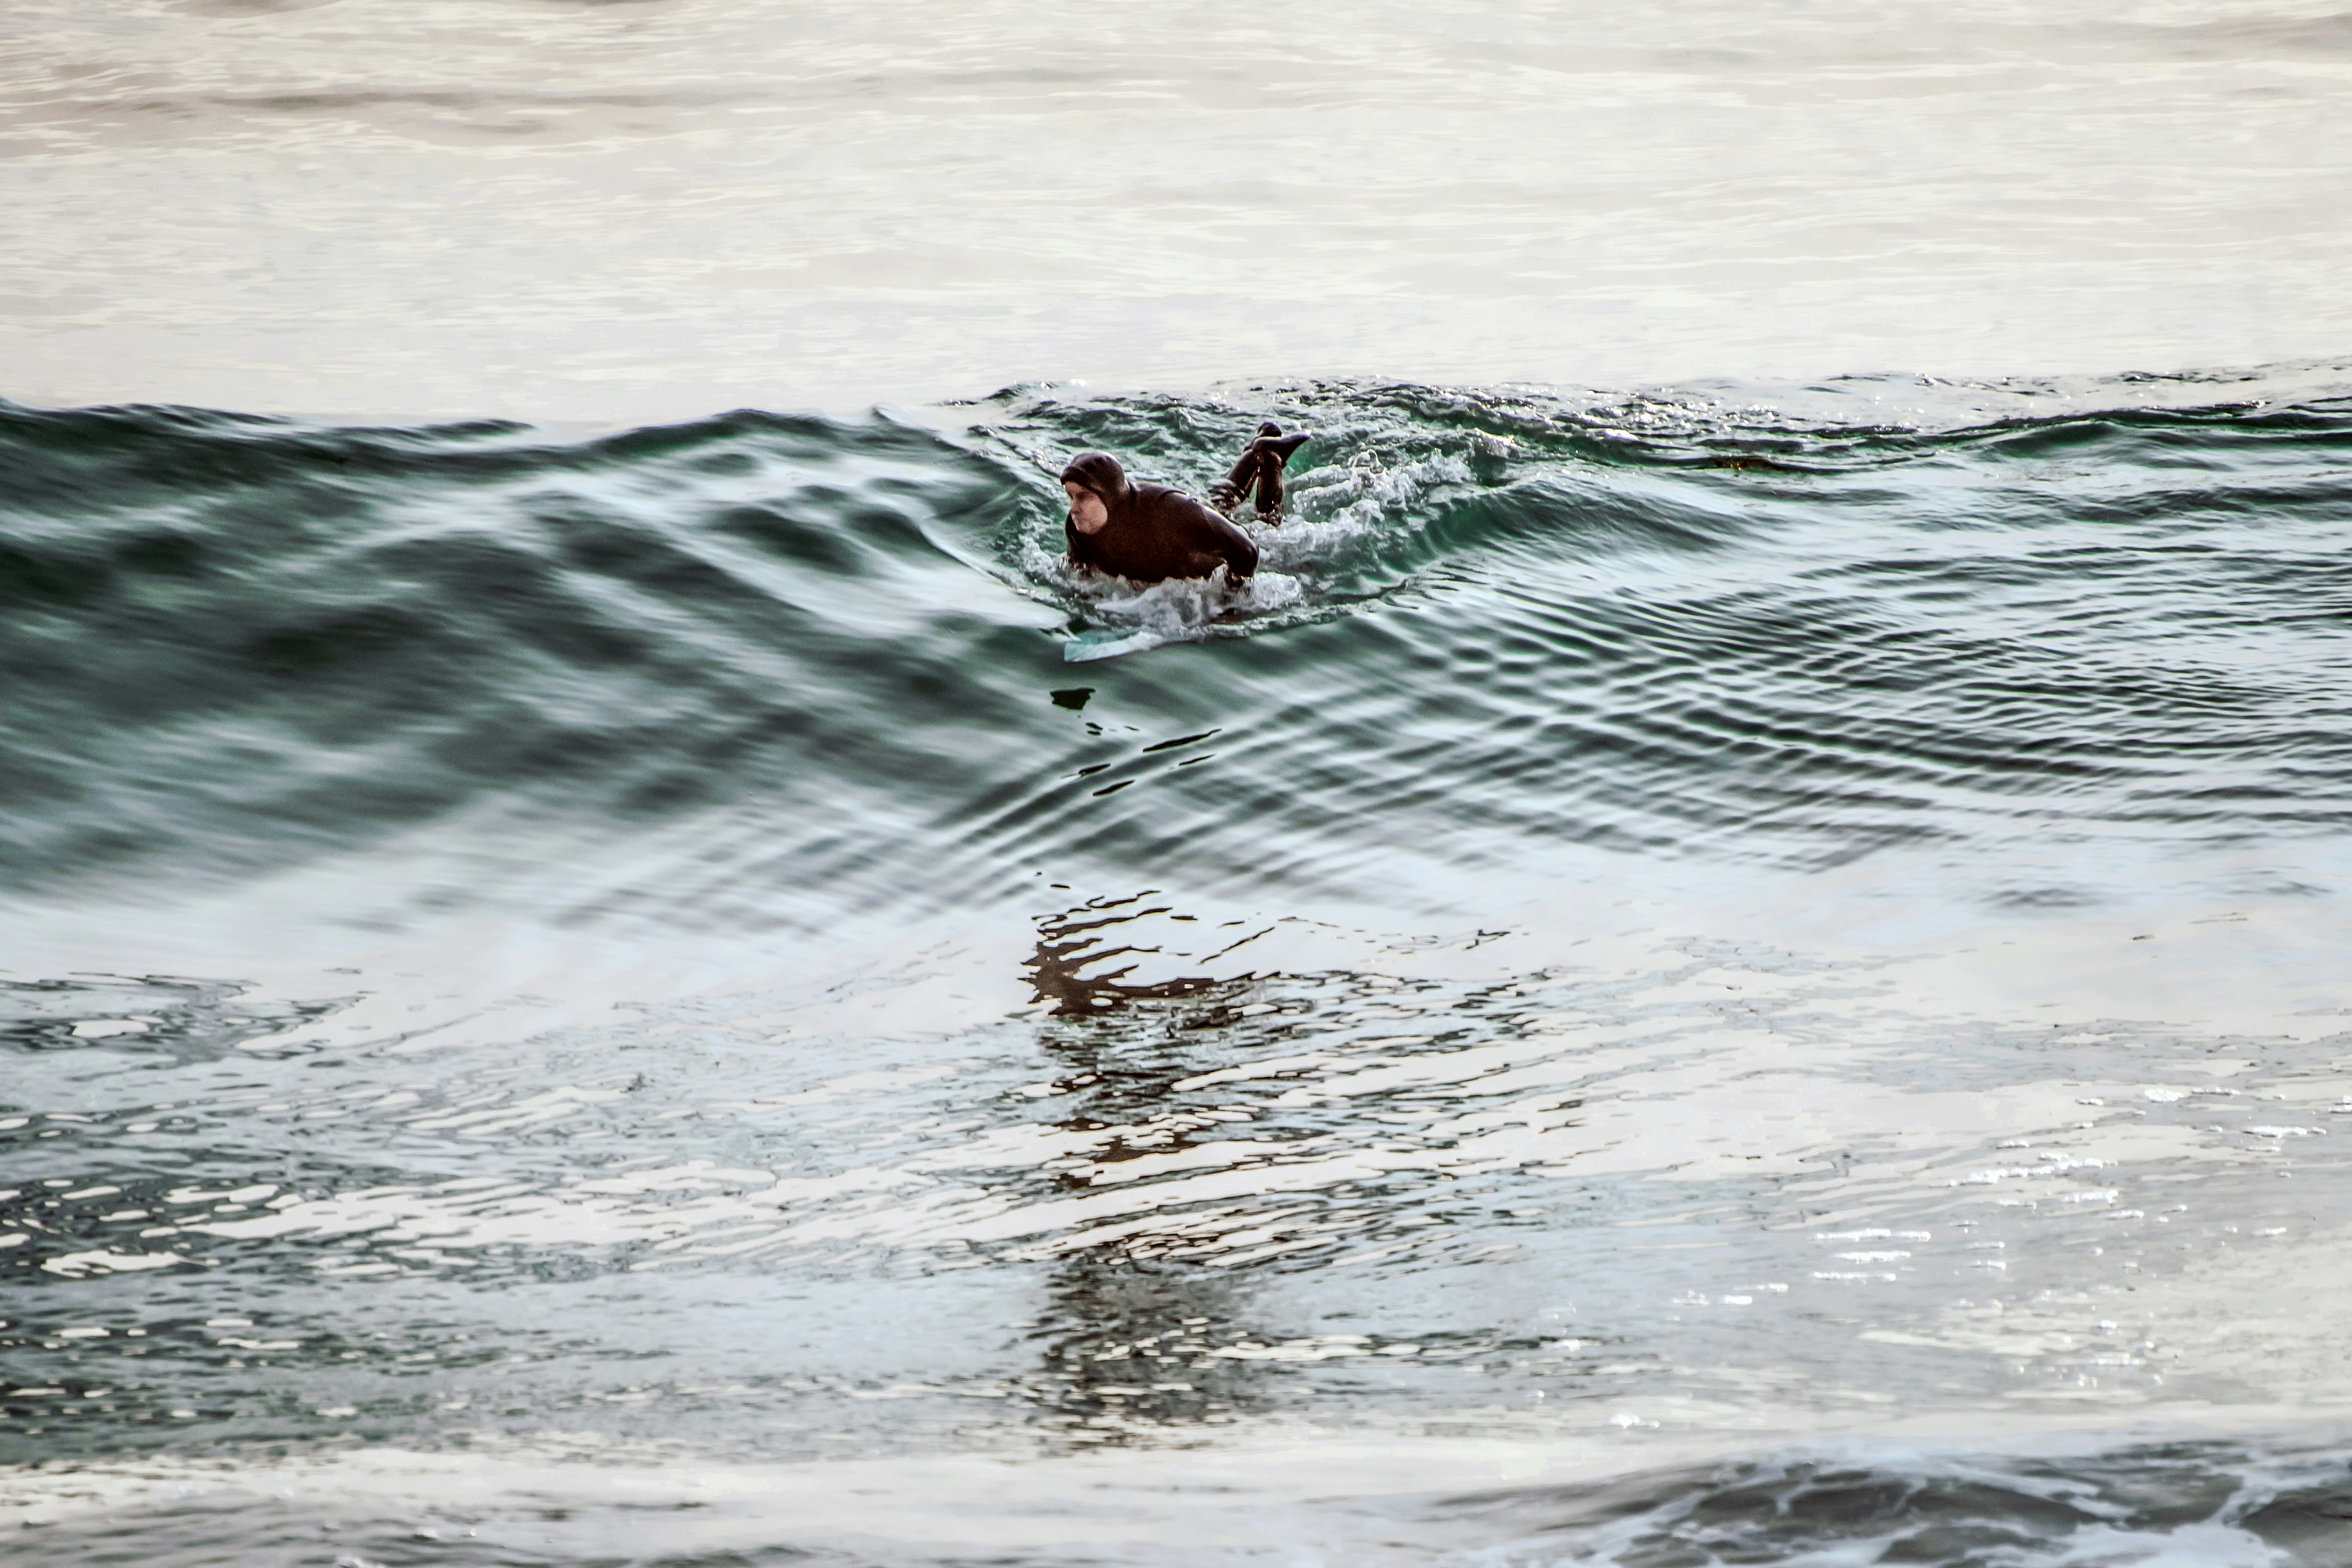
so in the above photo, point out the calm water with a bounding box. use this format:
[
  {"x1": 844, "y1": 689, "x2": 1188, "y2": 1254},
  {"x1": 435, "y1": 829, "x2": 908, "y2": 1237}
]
[
  {"x1": 10, "y1": 3, "x2": 2352, "y2": 1564},
  {"x1": 5, "y1": 0, "x2": 2351, "y2": 417}
]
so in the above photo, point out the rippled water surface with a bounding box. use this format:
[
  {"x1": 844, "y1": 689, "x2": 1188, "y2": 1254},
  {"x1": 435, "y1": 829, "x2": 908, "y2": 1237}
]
[
  {"x1": 11, "y1": 1, "x2": 2352, "y2": 1557},
  {"x1": 9, "y1": 371, "x2": 2352, "y2": 1562}
]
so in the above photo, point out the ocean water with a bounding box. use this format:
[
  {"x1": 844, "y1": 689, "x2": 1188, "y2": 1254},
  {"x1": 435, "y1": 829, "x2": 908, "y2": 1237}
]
[
  {"x1": 7, "y1": 0, "x2": 2352, "y2": 416},
  {"x1": 11, "y1": 375, "x2": 2352, "y2": 1565},
  {"x1": 12, "y1": 2, "x2": 2352, "y2": 1564}
]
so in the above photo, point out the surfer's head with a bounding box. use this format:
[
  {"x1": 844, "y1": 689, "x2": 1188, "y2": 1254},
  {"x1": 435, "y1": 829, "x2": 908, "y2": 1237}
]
[
  {"x1": 1060, "y1": 452, "x2": 1127, "y2": 534},
  {"x1": 1258, "y1": 421, "x2": 1283, "y2": 437}
]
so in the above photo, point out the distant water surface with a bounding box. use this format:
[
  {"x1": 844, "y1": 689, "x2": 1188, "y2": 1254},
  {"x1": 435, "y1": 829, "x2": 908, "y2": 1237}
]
[{"x1": 3, "y1": 0, "x2": 2350, "y2": 417}]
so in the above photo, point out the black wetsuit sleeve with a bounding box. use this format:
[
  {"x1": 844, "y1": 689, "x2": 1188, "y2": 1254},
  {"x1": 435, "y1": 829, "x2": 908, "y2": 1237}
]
[
  {"x1": 1187, "y1": 498, "x2": 1259, "y2": 581},
  {"x1": 1225, "y1": 435, "x2": 1309, "y2": 491}
]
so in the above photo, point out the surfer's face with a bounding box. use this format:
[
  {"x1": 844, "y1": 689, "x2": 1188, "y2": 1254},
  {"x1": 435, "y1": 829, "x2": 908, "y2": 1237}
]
[{"x1": 1064, "y1": 482, "x2": 1110, "y2": 534}]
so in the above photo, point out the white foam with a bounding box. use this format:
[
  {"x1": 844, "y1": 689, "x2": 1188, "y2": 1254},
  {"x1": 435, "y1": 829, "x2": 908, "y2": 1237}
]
[
  {"x1": 1055, "y1": 563, "x2": 1303, "y2": 661},
  {"x1": 1268, "y1": 452, "x2": 1473, "y2": 562}
]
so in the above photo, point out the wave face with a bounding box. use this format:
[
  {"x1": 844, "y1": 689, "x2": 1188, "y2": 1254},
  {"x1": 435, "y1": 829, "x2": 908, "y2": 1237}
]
[{"x1": 7, "y1": 377, "x2": 2352, "y2": 922}]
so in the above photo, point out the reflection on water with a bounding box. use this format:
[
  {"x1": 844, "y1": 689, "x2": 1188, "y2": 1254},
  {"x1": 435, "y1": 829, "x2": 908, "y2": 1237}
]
[
  {"x1": 11, "y1": 887, "x2": 2351, "y2": 1469},
  {"x1": 1025, "y1": 893, "x2": 1242, "y2": 1020},
  {"x1": 6, "y1": 880, "x2": 2352, "y2": 1556},
  {"x1": 0, "y1": 974, "x2": 350, "y2": 1062},
  {"x1": 1027, "y1": 896, "x2": 1270, "y2": 1440}
]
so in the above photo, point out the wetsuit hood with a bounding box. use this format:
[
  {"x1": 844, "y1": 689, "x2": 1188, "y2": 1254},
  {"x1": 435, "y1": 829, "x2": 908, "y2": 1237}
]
[{"x1": 1059, "y1": 451, "x2": 1130, "y2": 507}]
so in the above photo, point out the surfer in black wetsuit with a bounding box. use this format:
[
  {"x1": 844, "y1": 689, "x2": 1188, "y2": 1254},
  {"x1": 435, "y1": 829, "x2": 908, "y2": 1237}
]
[
  {"x1": 1212, "y1": 422, "x2": 1312, "y2": 521},
  {"x1": 1062, "y1": 452, "x2": 1259, "y2": 587}
]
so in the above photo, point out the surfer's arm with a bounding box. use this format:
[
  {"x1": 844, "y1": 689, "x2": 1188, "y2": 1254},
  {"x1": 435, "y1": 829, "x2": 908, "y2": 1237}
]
[
  {"x1": 1212, "y1": 449, "x2": 1260, "y2": 511},
  {"x1": 1192, "y1": 504, "x2": 1258, "y2": 582}
]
